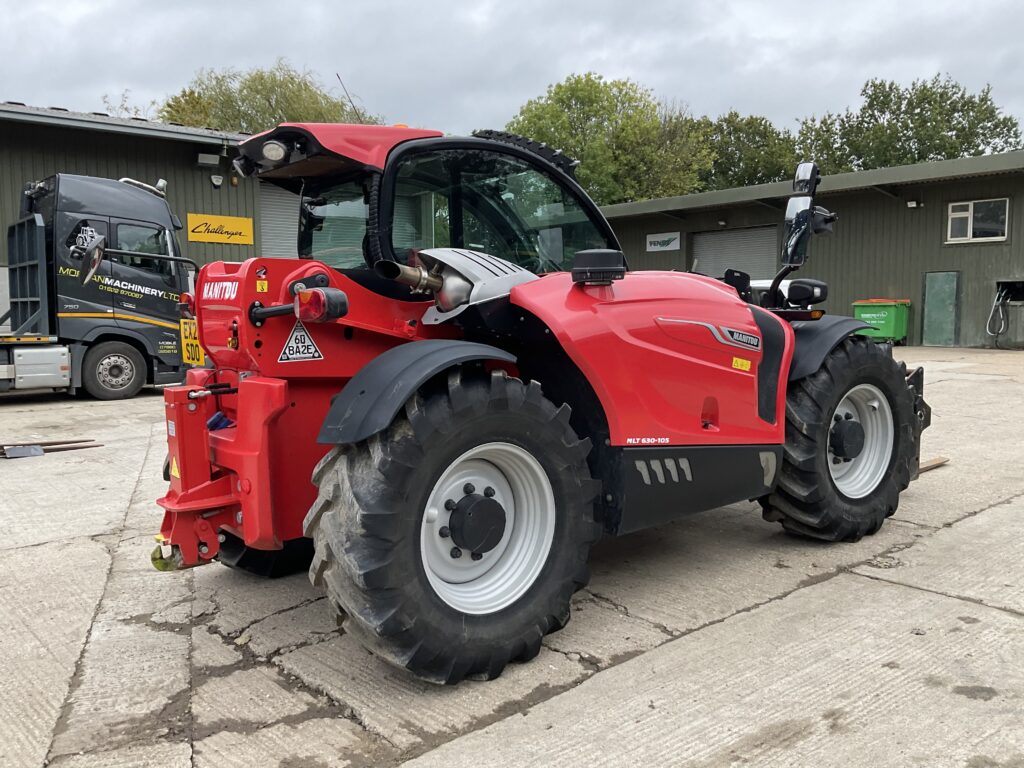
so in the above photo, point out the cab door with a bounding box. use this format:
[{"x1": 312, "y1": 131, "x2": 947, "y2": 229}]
[
  {"x1": 55, "y1": 213, "x2": 114, "y2": 340},
  {"x1": 107, "y1": 218, "x2": 184, "y2": 366}
]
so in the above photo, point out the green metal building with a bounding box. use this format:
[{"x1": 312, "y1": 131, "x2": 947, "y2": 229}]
[
  {"x1": 603, "y1": 153, "x2": 1024, "y2": 347},
  {"x1": 0, "y1": 103, "x2": 258, "y2": 266}
]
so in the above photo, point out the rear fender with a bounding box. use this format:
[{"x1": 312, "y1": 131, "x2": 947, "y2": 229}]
[
  {"x1": 317, "y1": 340, "x2": 516, "y2": 445},
  {"x1": 788, "y1": 316, "x2": 871, "y2": 381}
]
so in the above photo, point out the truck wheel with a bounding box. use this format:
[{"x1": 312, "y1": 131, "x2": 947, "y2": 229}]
[
  {"x1": 761, "y1": 336, "x2": 916, "y2": 542},
  {"x1": 82, "y1": 341, "x2": 146, "y2": 400},
  {"x1": 305, "y1": 369, "x2": 600, "y2": 684}
]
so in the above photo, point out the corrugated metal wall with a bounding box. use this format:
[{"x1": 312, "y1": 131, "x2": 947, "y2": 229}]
[
  {"x1": 608, "y1": 174, "x2": 1024, "y2": 347},
  {"x1": 0, "y1": 121, "x2": 259, "y2": 267}
]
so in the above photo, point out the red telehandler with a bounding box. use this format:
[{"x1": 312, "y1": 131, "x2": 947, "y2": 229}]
[{"x1": 110, "y1": 124, "x2": 929, "y2": 683}]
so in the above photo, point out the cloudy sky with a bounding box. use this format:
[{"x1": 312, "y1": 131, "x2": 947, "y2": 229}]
[{"x1": 2, "y1": 0, "x2": 1022, "y2": 135}]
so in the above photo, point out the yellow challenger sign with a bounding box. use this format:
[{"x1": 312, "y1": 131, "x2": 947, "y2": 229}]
[{"x1": 187, "y1": 213, "x2": 254, "y2": 245}]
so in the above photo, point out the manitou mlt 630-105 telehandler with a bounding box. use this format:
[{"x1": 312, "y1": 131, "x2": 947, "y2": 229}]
[{"x1": 117, "y1": 124, "x2": 929, "y2": 683}]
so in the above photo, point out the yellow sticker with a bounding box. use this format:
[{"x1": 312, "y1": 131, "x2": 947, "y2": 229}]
[
  {"x1": 732, "y1": 357, "x2": 752, "y2": 371},
  {"x1": 256, "y1": 279, "x2": 269, "y2": 293},
  {"x1": 170, "y1": 456, "x2": 180, "y2": 478},
  {"x1": 186, "y1": 213, "x2": 255, "y2": 245}
]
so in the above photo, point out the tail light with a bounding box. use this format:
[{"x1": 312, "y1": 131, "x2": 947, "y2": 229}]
[
  {"x1": 294, "y1": 288, "x2": 349, "y2": 323},
  {"x1": 179, "y1": 292, "x2": 195, "y2": 319}
]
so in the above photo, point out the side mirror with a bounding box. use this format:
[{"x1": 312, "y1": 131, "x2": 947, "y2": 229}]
[
  {"x1": 793, "y1": 162, "x2": 820, "y2": 195},
  {"x1": 79, "y1": 235, "x2": 107, "y2": 285},
  {"x1": 782, "y1": 197, "x2": 813, "y2": 266}
]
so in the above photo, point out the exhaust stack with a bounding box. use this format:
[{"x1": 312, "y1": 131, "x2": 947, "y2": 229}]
[{"x1": 374, "y1": 260, "x2": 443, "y2": 293}]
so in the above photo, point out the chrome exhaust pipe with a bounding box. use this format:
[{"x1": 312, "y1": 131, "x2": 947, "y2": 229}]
[{"x1": 375, "y1": 260, "x2": 443, "y2": 293}]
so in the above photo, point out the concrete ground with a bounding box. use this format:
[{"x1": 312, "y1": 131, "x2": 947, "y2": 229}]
[{"x1": 1, "y1": 347, "x2": 1021, "y2": 768}]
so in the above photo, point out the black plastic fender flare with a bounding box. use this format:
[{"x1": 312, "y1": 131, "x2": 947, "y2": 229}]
[
  {"x1": 788, "y1": 315, "x2": 872, "y2": 381},
  {"x1": 317, "y1": 339, "x2": 517, "y2": 445}
]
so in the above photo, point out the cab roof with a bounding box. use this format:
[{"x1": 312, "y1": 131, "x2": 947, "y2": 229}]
[{"x1": 241, "y1": 123, "x2": 444, "y2": 171}]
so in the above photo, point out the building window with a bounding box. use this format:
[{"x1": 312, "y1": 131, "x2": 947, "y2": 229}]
[{"x1": 946, "y1": 198, "x2": 1009, "y2": 243}]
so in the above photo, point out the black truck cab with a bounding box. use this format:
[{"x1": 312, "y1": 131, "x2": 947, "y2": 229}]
[{"x1": 1, "y1": 174, "x2": 191, "y2": 398}]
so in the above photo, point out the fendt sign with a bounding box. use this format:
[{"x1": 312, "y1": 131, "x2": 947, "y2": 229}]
[{"x1": 646, "y1": 231, "x2": 680, "y2": 252}]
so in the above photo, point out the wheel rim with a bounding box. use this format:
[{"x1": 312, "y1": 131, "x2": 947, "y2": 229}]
[
  {"x1": 97, "y1": 354, "x2": 134, "y2": 390},
  {"x1": 828, "y1": 383, "x2": 894, "y2": 499},
  {"x1": 420, "y1": 442, "x2": 555, "y2": 615}
]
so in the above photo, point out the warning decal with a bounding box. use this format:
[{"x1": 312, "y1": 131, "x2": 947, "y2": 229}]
[{"x1": 279, "y1": 320, "x2": 323, "y2": 362}]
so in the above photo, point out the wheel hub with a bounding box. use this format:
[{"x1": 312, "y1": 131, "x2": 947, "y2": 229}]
[
  {"x1": 830, "y1": 416, "x2": 865, "y2": 460},
  {"x1": 827, "y1": 383, "x2": 895, "y2": 499},
  {"x1": 450, "y1": 493, "x2": 507, "y2": 555}
]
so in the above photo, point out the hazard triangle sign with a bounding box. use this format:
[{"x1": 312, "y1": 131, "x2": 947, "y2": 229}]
[{"x1": 278, "y1": 320, "x2": 323, "y2": 362}]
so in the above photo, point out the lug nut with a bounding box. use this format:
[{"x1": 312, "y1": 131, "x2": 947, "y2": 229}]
[
  {"x1": 444, "y1": 499, "x2": 457, "y2": 511},
  {"x1": 834, "y1": 414, "x2": 842, "y2": 422},
  {"x1": 844, "y1": 413, "x2": 854, "y2": 420},
  {"x1": 463, "y1": 483, "x2": 475, "y2": 495},
  {"x1": 471, "y1": 552, "x2": 483, "y2": 561},
  {"x1": 450, "y1": 547, "x2": 462, "y2": 559},
  {"x1": 484, "y1": 486, "x2": 495, "y2": 498},
  {"x1": 439, "y1": 526, "x2": 451, "y2": 538},
  {"x1": 832, "y1": 456, "x2": 842, "y2": 465}
]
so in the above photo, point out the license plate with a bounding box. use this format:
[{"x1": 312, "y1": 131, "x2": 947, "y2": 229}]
[{"x1": 179, "y1": 319, "x2": 205, "y2": 366}]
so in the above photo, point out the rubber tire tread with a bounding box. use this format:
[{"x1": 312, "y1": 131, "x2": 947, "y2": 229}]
[
  {"x1": 761, "y1": 336, "x2": 916, "y2": 542},
  {"x1": 304, "y1": 369, "x2": 601, "y2": 684}
]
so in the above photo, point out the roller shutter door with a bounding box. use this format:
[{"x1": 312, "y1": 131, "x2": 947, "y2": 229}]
[
  {"x1": 692, "y1": 226, "x2": 778, "y2": 279},
  {"x1": 258, "y1": 182, "x2": 300, "y2": 258}
]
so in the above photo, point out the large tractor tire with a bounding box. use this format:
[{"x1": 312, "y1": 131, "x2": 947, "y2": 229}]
[
  {"x1": 82, "y1": 341, "x2": 147, "y2": 400},
  {"x1": 761, "y1": 336, "x2": 916, "y2": 542},
  {"x1": 305, "y1": 369, "x2": 600, "y2": 684}
]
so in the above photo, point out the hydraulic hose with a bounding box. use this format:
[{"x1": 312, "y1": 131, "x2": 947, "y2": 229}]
[{"x1": 986, "y1": 288, "x2": 1010, "y2": 338}]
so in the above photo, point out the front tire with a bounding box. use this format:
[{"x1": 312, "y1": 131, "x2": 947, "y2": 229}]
[
  {"x1": 304, "y1": 369, "x2": 600, "y2": 684},
  {"x1": 82, "y1": 341, "x2": 146, "y2": 400},
  {"x1": 761, "y1": 337, "x2": 916, "y2": 542}
]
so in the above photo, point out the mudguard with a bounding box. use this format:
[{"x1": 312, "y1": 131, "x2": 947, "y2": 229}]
[
  {"x1": 788, "y1": 315, "x2": 871, "y2": 381},
  {"x1": 317, "y1": 339, "x2": 516, "y2": 445}
]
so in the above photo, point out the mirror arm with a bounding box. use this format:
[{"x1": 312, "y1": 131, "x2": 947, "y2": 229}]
[{"x1": 766, "y1": 264, "x2": 798, "y2": 308}]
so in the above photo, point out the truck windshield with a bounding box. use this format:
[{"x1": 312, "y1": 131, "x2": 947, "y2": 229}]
[{"x1": 298, "y1": 178, "x2": 368, "y2": 269}]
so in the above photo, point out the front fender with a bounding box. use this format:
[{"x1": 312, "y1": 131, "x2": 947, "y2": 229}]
[
  {"x1": 317, "y1": 339, "x2": 516, "y2": 445},
  {"x1": 788, "y1": 315, "x2": 871, "y2": 381}
]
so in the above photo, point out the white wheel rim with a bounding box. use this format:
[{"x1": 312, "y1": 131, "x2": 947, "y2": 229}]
[
  {"x1": 828, "y1": 383, "x2": 894, "y2": 499},
  {"x1": 420, "y1": 442, "x2": 555, "y2": 615},
  {"x1": 97, "y1": 354, "x2": 134, "y2": 389}
]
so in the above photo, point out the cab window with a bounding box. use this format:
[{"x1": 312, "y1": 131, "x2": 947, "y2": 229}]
[
  {"x1": 389, "y1": 148, "x2": 613, "y2": 272},
  {"x1": 114, "y1": 223, "x2": 173, "y2": 276},
  {"x1": 298, "y1": 179, "x2": 368, "y2": 269}
]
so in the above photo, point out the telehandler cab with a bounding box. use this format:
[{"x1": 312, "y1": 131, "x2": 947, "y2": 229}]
[{"x1": 143, "y1": 124, "x2": 930, "y2": 683}]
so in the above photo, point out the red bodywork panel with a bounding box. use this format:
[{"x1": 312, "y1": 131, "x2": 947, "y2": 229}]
[
  {"x1": 241, "y1": 123, "x2": 443, "y2": 170},
  {"x1": 156, "y1": 258, "x2": 453, "y2": 565},
  {"x1": 511, "y1": 271, "x2": 794, "y2": 447}
]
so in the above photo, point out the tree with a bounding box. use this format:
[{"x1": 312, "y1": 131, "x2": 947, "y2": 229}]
[
  {"x1": 797, "y1": 75, "x2": 1023, "y2": 173},
  {"x1": 506, "y1": 73, "x2": 710, "y2": 205},
  {"x1": 158, "y1": 60, "x2": 377, "y2": 133},
  {"x1": 102, "y1": 90, "x2": 156, "y2": 120},
  {"x1": 701, "y1": 111, "x2": 797, "y2": 189}
]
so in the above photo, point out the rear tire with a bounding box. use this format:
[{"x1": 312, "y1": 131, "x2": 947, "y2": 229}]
[
  {"x1": 304, "y1": 369, "x2": 600, "y2": 684},
  {"x1": 761, "y1": 337, "x2": 916, "y2": 542},
  {"x1": 82, "y1": 341, "x2": 146, "y2": 400}
]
